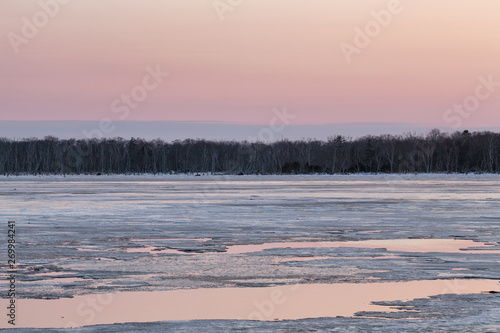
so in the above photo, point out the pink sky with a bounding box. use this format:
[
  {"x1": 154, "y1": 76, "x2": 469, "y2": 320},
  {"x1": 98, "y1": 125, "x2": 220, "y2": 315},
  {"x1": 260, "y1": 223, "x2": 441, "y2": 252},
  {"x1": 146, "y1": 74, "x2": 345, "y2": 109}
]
[{"x1": 1, "y1": 0, "x2": 499, "y2": 127}]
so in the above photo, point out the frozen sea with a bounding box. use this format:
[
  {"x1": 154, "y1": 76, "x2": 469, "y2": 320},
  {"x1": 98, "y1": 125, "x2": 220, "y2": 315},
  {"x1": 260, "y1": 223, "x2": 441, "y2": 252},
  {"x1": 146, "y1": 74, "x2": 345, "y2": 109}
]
[{"x1": 0, "y1": 174, "x2": 499, "y2": 332}]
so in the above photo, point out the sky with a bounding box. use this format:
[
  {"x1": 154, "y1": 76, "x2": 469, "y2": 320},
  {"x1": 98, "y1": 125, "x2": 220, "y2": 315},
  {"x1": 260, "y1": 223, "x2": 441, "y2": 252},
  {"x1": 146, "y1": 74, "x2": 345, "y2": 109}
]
[{"x1": 1, "y1": 0, "x2": 499, "y2": 136}]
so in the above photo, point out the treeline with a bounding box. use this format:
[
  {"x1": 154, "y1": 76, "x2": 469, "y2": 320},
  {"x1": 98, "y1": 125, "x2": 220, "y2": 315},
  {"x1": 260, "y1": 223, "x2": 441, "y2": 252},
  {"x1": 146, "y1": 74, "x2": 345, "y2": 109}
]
[{"x1": 0, "y1": 130, "x2": 499, "y2": 175}]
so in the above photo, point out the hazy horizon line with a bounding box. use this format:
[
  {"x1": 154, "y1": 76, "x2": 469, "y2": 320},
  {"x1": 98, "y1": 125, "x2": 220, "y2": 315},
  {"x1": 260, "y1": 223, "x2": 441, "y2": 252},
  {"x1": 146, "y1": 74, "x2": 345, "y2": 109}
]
[{"x1": 1, "y1": 120, "x2": 499, "y2": 142}]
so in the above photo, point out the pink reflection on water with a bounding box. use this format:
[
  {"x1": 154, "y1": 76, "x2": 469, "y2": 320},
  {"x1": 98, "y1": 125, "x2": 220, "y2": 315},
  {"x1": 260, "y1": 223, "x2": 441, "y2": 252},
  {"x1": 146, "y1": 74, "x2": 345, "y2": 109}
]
[
  {"x1": 76, "y1": 248, "x2": 103, "y2": 252},
  {"x1": 29, "y1": 272, "x2": 69, "y2": 277},
  {"x1": 45, "y1": 277, "x2": 90, "y2": 283},
  {"x1": 278, "y1": 256, "x2": 330, "y2": 262},
  {"x1": 130, "y1": 238, "x2": 212, "y2": 242},
  {"x1": 5, "y1": 279, "x2": 499, "y2": 328},
  {"x1": 226, "y1": 239, "x2": 500, "y2": 254}
]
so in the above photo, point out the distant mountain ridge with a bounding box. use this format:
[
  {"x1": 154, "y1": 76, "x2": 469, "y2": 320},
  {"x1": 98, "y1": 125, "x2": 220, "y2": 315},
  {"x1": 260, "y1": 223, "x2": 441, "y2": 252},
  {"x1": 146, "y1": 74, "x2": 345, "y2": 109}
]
[{"x1": 1, "y1": 121, "x2": 499, "y2": 141}]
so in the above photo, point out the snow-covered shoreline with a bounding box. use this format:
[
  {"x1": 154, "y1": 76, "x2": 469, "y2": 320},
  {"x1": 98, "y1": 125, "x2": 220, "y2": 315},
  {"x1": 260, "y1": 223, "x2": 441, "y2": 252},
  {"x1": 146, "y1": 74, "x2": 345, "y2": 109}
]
[{"x1": 0, "y1": 172, "x2": 499, "y2": 182}]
